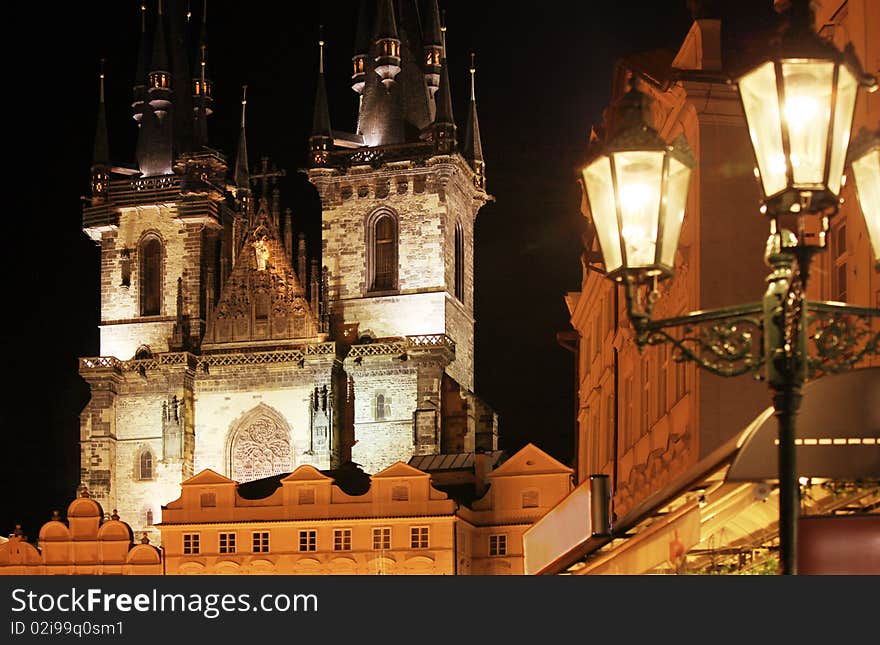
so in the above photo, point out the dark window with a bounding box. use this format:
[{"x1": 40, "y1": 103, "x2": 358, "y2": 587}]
[
  {"x1": 140, "y1": 237, "x2": 162, "y2": 315},
  {"x1": 252, "y1": 531, "x2": 269, "y2": 553},
  {"x1": 371, "y1": 214, "x2": 397, "y2": 291},
  {"x1": 200, "y1": 492, "x2": 216, "y2": 508},
  {"x1": 299, "y1": 530, "x2": 317, "y2": 552},
  {"x1": 183, "y1": 533, "x2": 200, "y2": 555},
  {"x1": 139, "y1": 451, "x2": 153, "y2": 480},
  {"x1": 454, "y1": 223, "x2": 464, "y2": 301},
  {"x1": 219, "y1": 533, "x2": 236, "y2": 554}
]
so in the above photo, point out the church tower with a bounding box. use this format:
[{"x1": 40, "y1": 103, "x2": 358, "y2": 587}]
[
  {"x1": 78, "y1": 0, "x2": 496, "y2": 542},
  {"x1": 308, "y1": 0, "x2": 496, "y2": 473}
]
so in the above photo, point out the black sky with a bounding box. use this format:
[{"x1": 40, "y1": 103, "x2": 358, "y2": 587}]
[{"x1": 3, "y1": 1, "x2": 778, "y2": 538}]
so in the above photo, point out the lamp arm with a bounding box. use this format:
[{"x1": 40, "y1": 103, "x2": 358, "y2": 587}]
[
  {"x1": 633, "y1": 302, "x2": 766, "y2": 378},
  {"x1": 805, "y1": 301, "x2": 880, "y2": 378}
]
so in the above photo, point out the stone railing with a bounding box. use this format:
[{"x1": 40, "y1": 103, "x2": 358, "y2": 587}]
[
  {"x1": 347, "y1": 334, "x2": 455, "y2": 360},
  {"x1": 80, "y1": 343, "x2": 337, "y2": 374}
]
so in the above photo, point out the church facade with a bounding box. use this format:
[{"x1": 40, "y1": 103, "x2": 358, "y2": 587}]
[{"x1": 78, "y1": 0, "x2": 496, "y2": 543}]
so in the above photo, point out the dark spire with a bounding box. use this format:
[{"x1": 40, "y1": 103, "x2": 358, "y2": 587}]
[
  {"x1": 374, "y1": 0, "x2": 399, "y2": 40},
  {"x1": 91, "y1": 60, "x2": 111, "y2": 201},
  {"x1": 135, "y1": 2, "x2": 150, "y2": 88},
  {"x1": 352, "y1": 0, "x2": 371, "y2": 95},
  {"x1": 373, "y1": 0, "x2": 402, "y2": 89},
  {"x1": 168, "y1": 0, "x2": 194, "y2": 154},
  {"x1": 234, "y1": 85, "x2": 250, "y2": 191},
  {"x1": 150, "y1": 0, "x2": 170, "y2": 76},
  {"x1": 93, "y1": 60, "x2": 110, "y2": 169},
  {"x1": 430, "y1": 15, "x2": 456, "y2": 152},
  {"x1": 463, "y1": 53, "x2": 486, "y2": 189},
  {"x1": 422, "y1": 0, "x2": 443, "y2": 99},
  {"x1": 193, "y1": 0, "x2": 212, "y2": 148},
  {"x1": 310, "y1": 33, "x2": 334, "y2": 166}
]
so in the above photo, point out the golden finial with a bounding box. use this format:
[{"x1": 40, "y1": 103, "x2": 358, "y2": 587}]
[
  {"x1": 240, "y1": 84, "x2": 248, "y2": 128},
  {"x1": 319, "y1": 25, "x2": 325, "y2": 74},
  {"x1": 470, "y1": 52, "x2": 476, "y2": 101}
]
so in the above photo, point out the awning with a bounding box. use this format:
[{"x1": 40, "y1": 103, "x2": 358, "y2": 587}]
[{"x1": 727, "y1": 367, "x2": 880, "y2": 481}]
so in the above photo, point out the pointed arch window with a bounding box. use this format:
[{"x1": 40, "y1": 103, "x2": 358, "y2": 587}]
[
  {"x1": 139, "y1": 235, "x2": 163, "y2": 316},
  {"x1": 369, "y1": 211, "x2": 398, "y2": 292},
  {"x1": 138, "y1": 450, "x2": 153, "y2": 480},
  {"x1": 454, "y1": 222, "x2": 464, "y2": 302}
]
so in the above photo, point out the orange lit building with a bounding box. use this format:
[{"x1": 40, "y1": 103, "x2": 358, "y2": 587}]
[
  {"x1": 157, "y1": 443, "x2": 572, "y2": 575},
  {"x1": 527, "y1": 0, "x2": 879, "y2": 575},
  {"x1": 0, "y1": 495, "x2": 161, "y2": 575}
]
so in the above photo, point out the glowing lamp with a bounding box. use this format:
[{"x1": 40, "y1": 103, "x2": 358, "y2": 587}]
[
  {"x1": 736, "y1": 0, "x2": 868, "y2": 218},
  {"x1": 580, "y1": 83, "x2": 695, "y2": 282},
  {"x1": 849, "y1": 128, "x2": 880, "y2": 268}
]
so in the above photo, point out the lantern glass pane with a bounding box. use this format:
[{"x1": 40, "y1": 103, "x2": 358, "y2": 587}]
[
  {"x1": 827, "y1": 65, "x2": 857, "y2": 195},
  {"x1": 613, "y1": 150, "x2": 664, "y2": 269},
  {"x1": 782, "y1": 61, "x2": 834, "y2": 186},
  {"x1": 739, "y1": 61, "x2": 786, "y2": 197},
  {"x1": 660, "y1": 157, "x2": 691, "y2": 268},
  {"x1": 583, "y1": 156, "x2": 623, "y2": 274},
  {"x1": 852, "y1": 148, "x2": 880, "y2": 262}
]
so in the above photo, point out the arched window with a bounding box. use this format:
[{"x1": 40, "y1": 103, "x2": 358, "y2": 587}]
[
  {"x1": 139, "y1": 236, "x2": 163, "y2": 316},
  {"x1": 370, "y1": 212, "x2": 398, "y2": 292},
  {"x1": 139, "y1": 450, "x2": 153, "y2": 480},
  {"x1": 454, "y1": 223, "x2": 464, "y2": 302},
  {"x1": 374, "y1": 393, "x2": 391, "y2": 421}
]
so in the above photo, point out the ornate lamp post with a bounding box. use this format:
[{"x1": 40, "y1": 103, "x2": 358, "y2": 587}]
[{"x1": 580, "y1": 0, "x2": 878, "y2": 575}]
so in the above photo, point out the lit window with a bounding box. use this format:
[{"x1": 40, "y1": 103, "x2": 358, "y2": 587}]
[
  {"x1": 372, "y1": 527, "x2": 391, "y2": 550},
  {"x1": 489, "y1": 534, "x2": 507, "y2": 556},
  {"x1": 391, "y1": 485, "x2": 409, "y2": 501},
  {"x1": 139, "y1": 450, "x2": 153, "y2": 480},
  {"x1": 299, "y1": 530, "x2": 317, "y2": 552},
  {"x1": 219, "y1": 532, "x2": 236, "y2": 554},
  {"x1": 183, "y1": 533, "x2": 200, "y2": 555},
  {"x1": 252, "y1": 531, "x2": 269, "y2": 553},
  {"x1": 410, "y1": 526, "x2": 429, "y2": 549},
  {"x1": 333, "y1": 529, "x2": 352, "y2": 552}
]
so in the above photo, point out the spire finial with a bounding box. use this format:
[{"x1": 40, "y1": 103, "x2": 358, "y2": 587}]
[
  {"x1": 186, "y1": 0, "x2": 191, "y2": 21},
  {"x1": 440, "y1": 10, "x2": 447, "y2": 58},
  {"x1": 99, "y1": 58, "x2": 106, "y2": 103},
  {"x1": 241, "y1": 84, "x2": 248, "y2": 128},
  {"x1": 319, "y1": 26, "x2": 325, "y2": 75},
  {"x1": 470, "y1": 52, "x2": 476, "y2": 101},
  {"x1": 158, "y1": 0, "x2": 163, "y2": 16}
]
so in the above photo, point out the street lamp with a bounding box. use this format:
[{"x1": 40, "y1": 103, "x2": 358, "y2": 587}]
[
  {"x1": 849, "y1": 128, "x2": 880, "y2": 269},
  {"x1": 579, "y1": 1, "x2": 879, "y2": 575}
]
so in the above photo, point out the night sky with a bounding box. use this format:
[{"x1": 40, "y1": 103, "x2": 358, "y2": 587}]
[{"x1": 2, "y1": 1, "x2": 776, "y2": 539}]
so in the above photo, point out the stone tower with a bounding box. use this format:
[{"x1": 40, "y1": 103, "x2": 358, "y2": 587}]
[
  {"x1": 78, "y1": 0, "x2": 497, "y2": 542},
  {"x1": 308, "y1": 0, "x2": 496, "y2": 472}
]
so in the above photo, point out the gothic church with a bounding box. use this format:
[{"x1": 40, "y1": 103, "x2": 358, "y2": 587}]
[{"x1": 79, "y1": 0, "x2": 495, "y2": 541}]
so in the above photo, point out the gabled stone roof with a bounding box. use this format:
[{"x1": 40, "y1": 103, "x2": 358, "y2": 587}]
[{"x1": 203, "y1": 207, "x2": 322, "y2": 348}]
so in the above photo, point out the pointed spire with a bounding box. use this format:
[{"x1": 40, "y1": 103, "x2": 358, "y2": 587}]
[
  {"x1": 150, "y1": 0, "x2": 170, "y2": 75},
  {"x1": 93, "y1": 60, "x2": 110, "y2": 168},
  {"x1": 373, "y1": 0, "x2": 401, "y2": 89},
  {"x1": 234, "y1": 85, "x2": 250, "y2": 191},
  {"x1": 91, "y1": 60, "x2": 110, "y2": 201},
  {"x1": 351, "y1": 0, "x2": 371, "y2": 94},
  {"x1": 135, "y1": 2, "x2": 150, "y2": 88},
  {"x1": 310, "y1": 32, "x2": 333, "y2": 166},
  {"x1": 423, "y1": 0, "x2": 443, "y2": 98},
  {"x1": 431, "y1": 14, "x2": 457, "y2": 152},
  {"x1": 463, "y1": 52, "x2": 486, "y2": 190},
  {"x1": 193, "y1": 0, "x2": 212, "y2": 147}
]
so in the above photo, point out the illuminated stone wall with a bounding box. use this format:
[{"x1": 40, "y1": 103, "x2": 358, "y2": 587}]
[{"x1": 98, "y1": 205, "x2": 211, "y2": 360}]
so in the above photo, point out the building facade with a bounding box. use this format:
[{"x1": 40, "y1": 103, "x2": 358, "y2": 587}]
[
  {"x1": 77, "y1": 0, "x2": 495, "y2": 544},
  {"x1": 0, "y1": 497, "x2": 161, "y2": 575},
  {"x1": 532, "y1": 0, "x2": 879, "y2": 574},
  {"x1": 155, "y1": 443, "x2": 572, "y2": 575}
]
